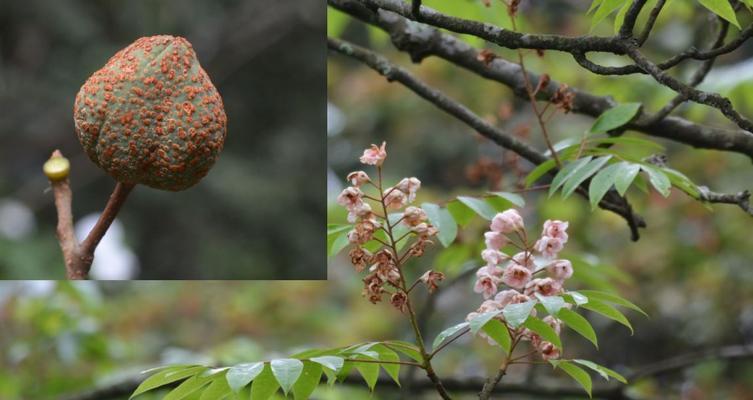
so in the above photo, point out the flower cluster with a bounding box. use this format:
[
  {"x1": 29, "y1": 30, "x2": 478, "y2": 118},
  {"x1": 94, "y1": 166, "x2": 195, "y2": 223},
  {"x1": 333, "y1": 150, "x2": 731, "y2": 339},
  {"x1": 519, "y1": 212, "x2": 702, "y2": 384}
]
[
  {"x1": 337, "y1": 142, "x2": 444, "y2": 310},
  {"x1": 468, "y1": 209, "x2": 573, "y2": 361}
]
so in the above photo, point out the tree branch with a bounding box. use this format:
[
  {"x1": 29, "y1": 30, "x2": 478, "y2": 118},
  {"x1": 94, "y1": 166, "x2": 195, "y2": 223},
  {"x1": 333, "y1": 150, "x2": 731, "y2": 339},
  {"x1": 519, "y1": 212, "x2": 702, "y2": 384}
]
[
  {"x1": 328, "y1": 36, "x2": 645, "y2": 239},
  {"x1": 699, "y1": 187, "x2": 752, "y2": 216},
  {"x1": 328, "y1": 0, "x2": 753, "y2": 160},
  {"x1": 46, "y1": 150, "x2": 135, "y2": 279}
]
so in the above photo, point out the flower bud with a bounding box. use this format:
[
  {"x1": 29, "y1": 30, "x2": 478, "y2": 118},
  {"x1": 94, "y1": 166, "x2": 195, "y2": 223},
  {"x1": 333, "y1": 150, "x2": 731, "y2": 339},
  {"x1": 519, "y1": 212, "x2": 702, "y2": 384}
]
[
  {"x1": 73, "y1": 35, "x2": 227, "y2": 191},
  {"x1": 43, "y1": 153, "x2": 71, "y2": 181}
]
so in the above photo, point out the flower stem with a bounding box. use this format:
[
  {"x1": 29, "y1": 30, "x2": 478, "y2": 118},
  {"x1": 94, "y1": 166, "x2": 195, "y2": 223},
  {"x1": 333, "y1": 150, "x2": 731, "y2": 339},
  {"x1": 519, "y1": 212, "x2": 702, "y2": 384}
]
[{"x1": 376, "y1": 166, "x2": 452, "y2": 400}]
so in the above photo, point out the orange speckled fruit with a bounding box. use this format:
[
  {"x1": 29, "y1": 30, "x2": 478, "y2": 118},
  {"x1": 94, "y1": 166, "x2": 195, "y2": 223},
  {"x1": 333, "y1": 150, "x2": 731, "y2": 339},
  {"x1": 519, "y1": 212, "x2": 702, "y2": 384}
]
[{"x1": 73, "y1": 35, "x2": 227, "y2": 191}]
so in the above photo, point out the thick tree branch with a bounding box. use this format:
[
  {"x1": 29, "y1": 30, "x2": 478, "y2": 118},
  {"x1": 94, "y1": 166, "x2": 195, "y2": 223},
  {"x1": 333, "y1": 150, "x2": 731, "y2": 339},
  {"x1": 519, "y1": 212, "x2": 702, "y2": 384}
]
[
  {"x1": 360, "y1": 0, "x2": 626, "y2": 53},
  {"x1": 344, "y1": 0, "x2": 753, "y2": 133},
  {"x1": 619, "y1": 0, "x2": 649, "y2": 38},
  {"x1": 328, "y1": 36, "x2": 645, "y2": 239},
  {"x1": 328, "y1": 1, "x2": 753, "y2": 160}
]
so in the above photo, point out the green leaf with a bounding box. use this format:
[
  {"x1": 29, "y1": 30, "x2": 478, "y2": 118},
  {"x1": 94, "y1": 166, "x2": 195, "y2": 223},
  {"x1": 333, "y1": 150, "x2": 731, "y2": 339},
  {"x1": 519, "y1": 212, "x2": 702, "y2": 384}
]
[
  {"x1": 469, "y1": 310, "x2": 503, "y2": 334},
  {"x1": 557, "y1": 308, "x2": 598, "y2": 348},
  {"x1": 536, "y1": 294, "x2": 567, "y2": 315},
  {"x1": 590, "y1": 103, "x2": 641, "y2": 133},
  {"x1": 591, "y1": 0, "x2": 628, "y2": 30},
  {"x1": 578, "y1": 290, "x2": 647, "y2": 316},
  {"x1": 588, "y1": 0, "x2": 604, "y2": 14},
  {"x1": 383, "y1": 341, "x2": 423, "y2": 363},
  {"x1": 131, "y1": 366, "x2": 205, "y2": 398},
  {"x1": 422, "y1": 203, "x2": 458, "y2": 247},
  {"x1": 488, "y1": 191, "x2": 526, "y2": 207},
  {"x1": 581, "y1": 299, "x2": 633, "y2": 334},
  {"x1": 588, "y1": 135, "x2": 664, "y2": 151},
  {"x1": 163, "y1": 375, "x2": 211, "y2": 400},
  {"x1": 447, "y1": 200, "x2": 475, "y2": 226},
  {"x1": 573, "y1": 359, "x2": 628, "y2": 384},
  {"x1": 482, "y1": 319, "x2": 512, "y2": 353},
  {"x1": 698, "y1": 0, "x2": 740, "y2": 29},
  {"x1": 525, "y1": 159, "x2": 557, "y2": 188},
  {"x1": 523, "y1": 316, "x2": 562, "y2": 349},
  {"x1": 588, "y1": 162, "x2": 622, "y2": 209},
  {"x1": 663, "y1": 168, "x2": 701, "y2": 199},
  {"x1": 432, "y1": 322, "x2": 470, "y2": 350},
  {"x1": 503, "y1": 300, "x2": 537, "y2": 328},
  {"x1": 550, "y1": 360, "x2": 593, "y2": 397},
  {"x1": 310, "y1": 356, "x2": 344, "y2": 372},
  {"x1": 457, "y1": 196, "x2": 497, "y2": 220},
  {"x1": 292, "y1": 362, "x2": 322, "y2": 400},
  {"x1": 613, "y1": 0, "x2": 631, "y2": 34},
  {"x1": 373, "y1": 344, "x2": 401, "y2": 386},
  {"x1": 641, "y1": 164, "x2": 671, "y2": 197},
  {"x1": 328, "y1": 231, "x2": 350, "y2": 257},
  {"x1": 354, "y1": 358, "x2": 380, "y2": 390},
  {"x1": 614, "y1": 162, "x2": 641, "y2": 196},
  {"x1": 250, "y1": 364, "x2": 279, "y2": 400},
  {"x1": 270, "y1": 359, "x2": 304, "y2": 395},
  {"x1": 549, "y1": 156, "x2": 593, "y2": 197},
  {"x1": 566, "y1": 291, "x2": 589, "y2": 306},
  {"x1": 199, "y1": 375, "x2": 232, "y2": 400},
  {"x1": 561, "y1": 156, "x2": 612, "y2": 198},
  {"x1": 226, "y1": 362, "x2": 264, "y2": 392}
]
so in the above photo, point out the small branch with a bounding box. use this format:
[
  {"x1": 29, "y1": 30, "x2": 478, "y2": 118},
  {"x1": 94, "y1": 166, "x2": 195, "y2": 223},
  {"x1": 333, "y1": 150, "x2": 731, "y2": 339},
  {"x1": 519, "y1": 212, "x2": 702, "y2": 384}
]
[
  {"x1": 80, "y1": 182, "x2": 135, "y2": 260},
  {"x1": 636, "y1": 0, "x2": 666, "y2": 45},
  {"x1": 46, "y1": 150, "x2": 135, "y2": 279},
  {"x1": 618, "y1": 0, "x2": 648, "y2": 38},
  {"x1": 48, "y1": 150, "x2": 80, "y2": 279},
  {"x1": 699, "y1": 187, "x2": 752, "y2": 216}
]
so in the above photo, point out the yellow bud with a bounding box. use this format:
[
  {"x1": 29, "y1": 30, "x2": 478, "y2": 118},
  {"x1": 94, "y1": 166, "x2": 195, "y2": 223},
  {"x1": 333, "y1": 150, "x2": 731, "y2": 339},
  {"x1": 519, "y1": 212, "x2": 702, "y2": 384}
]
[{"x1": 44, "y1": 156, "x2": 71, "y2": 181}]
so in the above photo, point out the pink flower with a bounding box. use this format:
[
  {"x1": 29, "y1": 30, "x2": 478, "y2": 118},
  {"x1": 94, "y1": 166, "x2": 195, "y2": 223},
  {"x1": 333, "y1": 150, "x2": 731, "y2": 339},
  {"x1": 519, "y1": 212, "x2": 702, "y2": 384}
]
[
  {"x1": 396, "y1": 177, "x2": 421, "y2": 203},
  {"x1": 537, "y1": 341, "x2": 560, "y2": 360},
  {"x1": 542, "y1": 315, "x2": 562, "y2": 335},
  {"x1": 474, "y1": 274, "x2": 499, "y2": 299},
  {"x1": 390, "y1": 292, "x2": 408, "y2": 312},
  {"x1": 494, "y1": 289, "x2": 520, "y2": 307},
  {"x1": 510, "y1": 251, "x2": 535, "y2": 271},
  {"x1": 412, "y1": 222, "x2": 438, "y2": 238},
  {"x1": 534, "y1": 236, "x2": 564, "y2": 258},
  {"x1": 546, "y1": 259, "x2": 573, "y2": 282},
  {"x1": 484, "y1": 231, "x2": 507, "y2": 250},
  {"x1": 336, "y1": 187, "x2": 363, "y2": 209},
  {"x1": 403, "y1": 206, "x2": 427, "y2": 226},
  {"x1": 420, "y1": 270, "x2": 445, "y2": 293},
  {"x1": 502, "y1": 264, "x2": 532, "y2": 289},
  {"x1": 481, "y1": 249, "x2": 507, "y2": 267},
  {"x1": 383, "y1": 188, "x2": 407, "y2": 209},
  {"x1": 478, "y1": 299, "x2": 503, "y2": 313},
  {"x1": 490, "y1": 209, "x2": 524, "y2": 233},
  {"x1": 477, "y1": 265, "x2": 503, "y2": 278},
  {"x1": 346, "y1": 171, "x2": 370, "y2": 186},
  {"x1": 542, "y1": 219, "x2": 569, "y2": 243},
  {"x1": 347, "y1": 202, "x2": 372, "y2": 223},
  {"x1": 524, "y1": 278, "x2": 562, "y2": 297},
  {"x1": 359, "y1": 141, "x2": 387, "y2": 166}
]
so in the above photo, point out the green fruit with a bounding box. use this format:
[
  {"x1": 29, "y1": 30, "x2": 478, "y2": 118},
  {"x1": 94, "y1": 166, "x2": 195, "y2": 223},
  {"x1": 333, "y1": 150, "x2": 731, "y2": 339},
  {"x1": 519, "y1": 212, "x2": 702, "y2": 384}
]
[{"x1": 73, "y1": 35, "x2": 227, "y2": 191}]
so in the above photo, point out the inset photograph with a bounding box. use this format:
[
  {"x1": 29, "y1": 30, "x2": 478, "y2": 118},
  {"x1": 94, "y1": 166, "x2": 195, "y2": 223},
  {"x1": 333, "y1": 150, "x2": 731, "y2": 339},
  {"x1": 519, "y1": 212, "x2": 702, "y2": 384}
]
[{"x1": 0, "y1": 0, "x2": 325, "y2": 279}]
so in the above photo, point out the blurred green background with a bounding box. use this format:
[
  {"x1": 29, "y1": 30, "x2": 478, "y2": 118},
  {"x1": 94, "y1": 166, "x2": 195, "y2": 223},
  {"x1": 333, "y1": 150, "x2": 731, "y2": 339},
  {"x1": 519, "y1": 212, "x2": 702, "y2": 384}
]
[
  {"x1": 326, "y1": 0, "x2": 753, "y2": 398},
  {"x1": 0, "y1": 0, "x2": 325, "y2": 279}
]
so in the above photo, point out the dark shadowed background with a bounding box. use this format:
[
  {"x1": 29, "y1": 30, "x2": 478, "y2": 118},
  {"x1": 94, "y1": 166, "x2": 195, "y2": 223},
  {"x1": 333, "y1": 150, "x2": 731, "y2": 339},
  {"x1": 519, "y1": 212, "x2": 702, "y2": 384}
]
[{"x1": 0, "y1": 0, "x2": 325, "y2": 279}]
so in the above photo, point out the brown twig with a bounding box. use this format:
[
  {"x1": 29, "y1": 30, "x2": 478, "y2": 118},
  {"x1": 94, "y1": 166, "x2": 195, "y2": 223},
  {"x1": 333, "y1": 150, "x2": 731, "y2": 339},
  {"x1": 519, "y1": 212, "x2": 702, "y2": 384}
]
[{"x1": 47, "y1": 150, "x2": 135, "y2": 279}]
